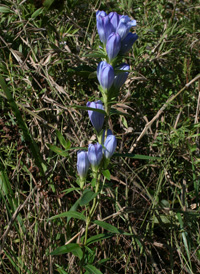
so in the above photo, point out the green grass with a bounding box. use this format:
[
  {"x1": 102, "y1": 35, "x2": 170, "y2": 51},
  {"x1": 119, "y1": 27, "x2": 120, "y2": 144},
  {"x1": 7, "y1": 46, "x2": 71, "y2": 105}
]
[{"x1": 0, "y1": 0, "x2": 200, "y2": 273}]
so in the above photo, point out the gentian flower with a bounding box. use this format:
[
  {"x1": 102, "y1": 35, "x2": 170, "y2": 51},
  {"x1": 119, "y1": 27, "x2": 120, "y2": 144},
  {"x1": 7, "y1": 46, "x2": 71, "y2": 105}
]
[
  {"x1": 88, "y1": 143, "x2": 103, "y2": 169},
  {"x1": 96, "y1": 10, "x2": 107, "y2": 19},
  {"x1": 103, "y1": 135, "x2": 117, "y2": 159},
  {"x1": 96, "y1": 11, "x2": 114, "y2": 44},
  {"x1": 102, "y1": 129, "x2": 113, "y2": 144},
  {"x1": 97, "y1": 61, "x2": 114, "y2": 90},
  {"x1": 106, "y1": 32, "x2": 121, "y2": 61},
  {"x1": 113, "y1": 63, "x2": 130, "y2": 89},
  {"x1": 108, "y1": 12, "x2": 121, "y2": 31},
  {"x1": 87, "y1": 100, "x2": 104, "y2": 132},
  {"x1": 117, "y1": 15, "x2": 137, "y2": 40},
  {"x1": 77, "y1": 151, "x2": 90, "y2": 179},
  {"x1": 120, "y1": 33, "x2": 138, "y2": 54}
]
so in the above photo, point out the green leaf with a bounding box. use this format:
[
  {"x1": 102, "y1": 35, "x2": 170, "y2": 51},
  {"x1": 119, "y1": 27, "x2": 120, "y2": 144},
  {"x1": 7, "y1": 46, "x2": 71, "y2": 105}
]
[
  {"x1": 51, "y1": 243, "x2": 83, "y2": 259},
  {"x1": 48, "y1": 211, "x2": 86, "y2": 221},
  {"x1": 0, "y1": 6, "x2": 12, "y2": 13},
  {"x1": 153, "y1": 215, "x2": 170, "y2": 224},
  {"x1": 84, "y1": 265, "x2": 103, "y2": 274},
  {"x1": 88, "y1": 71, "x2": 97, "y2": 79},
  {"x1": 67, "y1": 65, "x2": 94, "y2": 77},
  {"x1": 113, "y1": 153, "x2": 161, "y2": 160},
  {"x1": 67, "y1": 198, "x2": 81, "y2": 224},
  {"x1": 62, "y1": 187, "x2": 80, "y2": 194},
  {"x1": 176, "y1": 213, "x2": 191, "y2": 264},
  {"x1": 91, "y1": 178, "x2": 97, "y2": 187},
  {"x1": 31, "y1": 7, "x2": 44, "y2": 18},
  {"x1": 80, "y1": 189, "x2": 98, "y2": 206},
  {"x1": 87, "y1": 233, "x2": 113, "y2": 246},
  {"x1": 56, "y1": 130, "x2": 71, "y2": 149},
  {"x1": 55, "y1": 264, "x2": 68, "y2": 274},
  {"x1": 43, "y1": 0, "x2": 55, "y2": 9},
  {"x1": 47, "y1": 144, "x2": 69, "y2": 157},
  {"x1": 93, "y1": 220, "x2": 131, "y2": 235},
  {"x1": 49, "y1": 184, "x2": 55, "y2": 193},
  {"x1": 69, "y1": 105, "x2": 106, "y2": 115},
  {"x1": 102, "y1": 170, "x2": 110, "y2": 181},
  {"x1": 120, "y1": 115, "x2": 128, "y2": 128}
]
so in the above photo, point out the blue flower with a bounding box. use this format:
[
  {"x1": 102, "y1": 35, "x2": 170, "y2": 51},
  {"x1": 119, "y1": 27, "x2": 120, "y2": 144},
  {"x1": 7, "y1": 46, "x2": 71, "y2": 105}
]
[
  {"x1": 88, "y1": 143, "x2": 103, "y2": 169},
  {"x1": 87, "y1": 100, "x2": 104, "y2": 132},
  {"x1": 103, "y1": 134, "x2": 117, "y2": 159},
  {"x1": 97, "y1": 61, "x2": 114, "y2": 90},
  {"x1": 106, "y1": 32, "x2": 121, "y2": 61},
  {"x1": 96, "y1": 11, "x2": 114, "y2": 44},
  {"x1": 113, "y1": 63, "x2": 130, "y2": 89},
  {"x1": 102, "y1": 129, "x2": 113, "y2": 144},
  {"x1": 116, "y1": 15, "x2": 137, "y2": 40},
  {"x1": 120, "y1": 32, "x2": 138, "y2": 54},
  {"x1": 108, "y1": 12, "x2": 121, "y2": 31},
  {"x1": 96, "y1": 10, "x2": 107, "y2": 19},
  {"x1": 77, "y1": 151, "x2": 90, "y2": 179}
]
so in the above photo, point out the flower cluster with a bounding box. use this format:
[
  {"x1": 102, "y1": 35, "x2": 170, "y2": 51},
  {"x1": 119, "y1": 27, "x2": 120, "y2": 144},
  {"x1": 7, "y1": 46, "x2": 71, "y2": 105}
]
[
  {"x1": 96, "y1": 11, "x2": 137, "y2": 93},
  {"x1": 76, "y1": 10, "x2": 138, "y2": 185},
  {"x1": 96, "y1": 11, "x2": 138, "y2": 60},
  {"x1": 77, "y1": 99, "x2": 117, "y2": 180},
  {"x1": 77, "y1": 126, "x2": 117, "y2": 179}
]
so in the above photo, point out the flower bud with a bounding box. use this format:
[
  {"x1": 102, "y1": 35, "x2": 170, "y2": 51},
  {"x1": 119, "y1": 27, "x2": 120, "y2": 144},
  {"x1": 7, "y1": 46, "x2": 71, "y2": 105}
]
[
  {"x1": 87, "y1": 100, "x2": 104, "y2": 132},
  {"x1": 116, "y1": 15, "x2": 137, "y2": 40},
  {"x1": 108, "y1": 12, "x2": 121, "y2": 31},
  {"x1": 103, "y1": 135, "x2": 117, "y2": 159},
  {"x1": 77, "y1": 151, "x2": 90, "y2": 179},
  {"x1": 96, "y1": 11, "x2": 114, "y2": 44},
  {"x1": 88, "y1": 143, "x2": 103, "y2": 169},
  {"x1": 106, "y1": 32, "x2": 121, "y2": 61},
  {"x1": 120, "y1": 33, "x2": 138, "y2": 54},
  {"x1": 102, "y1": 129, "x2": 113, "y2": 144},
  {"x1": 96, "y1": 10, "x2": 107, "y2": 19},
  {"x1": 97, "y1": 61, "x2": 114, "y2": 90},
  {"x1": 113, "y1": 63, "x2": 130, "y2": 89}
]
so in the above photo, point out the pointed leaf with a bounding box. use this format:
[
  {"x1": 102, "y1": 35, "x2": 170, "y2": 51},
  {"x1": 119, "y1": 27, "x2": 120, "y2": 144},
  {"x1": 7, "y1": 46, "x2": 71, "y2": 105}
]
[
  {"x1": 51, "y1": 243, "x2": 83, "y2": 259},
  {"x1": 113, "y1": 153, "x2": 161, "y2": 160},
  {"x1": 48, "y1": 211, "x2": 86, "y2": 221},
  {"x1": 80, "y1": 189, "x2": 98, "y2": 206},
  {"x1": 56, "y1": 130, "x2": 71, "y2": 149},
  {"x1": 87, "y1": 233, "x2": 113, "y2": 246},
  {"x1": 102, "y1": 170, "x2": 110, "y2": 181},
  {"x1": 84, "y1": 265, "x2": 103, "y2": 274},
  {"x1": 47, "y1": 144, "x2": 69, "y2": 157},
  {"x1": 93, "y1": 220, "x2": 132, "y2": 235}
]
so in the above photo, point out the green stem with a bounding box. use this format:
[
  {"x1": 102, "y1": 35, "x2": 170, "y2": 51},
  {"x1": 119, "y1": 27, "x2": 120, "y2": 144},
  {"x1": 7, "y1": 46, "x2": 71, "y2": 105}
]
[{"x1": 84, "y1": 171, "x2": 100, "y2": 246}]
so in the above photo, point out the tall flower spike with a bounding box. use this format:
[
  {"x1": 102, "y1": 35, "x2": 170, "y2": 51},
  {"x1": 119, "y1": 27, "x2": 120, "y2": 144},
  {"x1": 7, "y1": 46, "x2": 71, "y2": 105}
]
[
  {"x1": 116, "y1": 15, "x2": 137, "y2": 40},
  {"x1": 96, "y1": 11, "x2": 114, "y2": 44},
  {"x1": 87, "y1": 100, "x2": 104, "y2": 132},
  {"x1": 77, "y1": 151, "x2": 90, "y2": 179},
  {"x1": 120, "y1": 33, "x2": 138, "y2": 54},
  {"x1": 88, "y1": 143, "x2": 103, "y2": 170},
  {"x1": 106, "y1": 32, "x2": 121, "y2": 61},
  {"x1": 113, "y1": 63, "x2": 130, "y2": 89},
  {"x1": 97, "y1": 61, "x2": 114, "y2": 90}
]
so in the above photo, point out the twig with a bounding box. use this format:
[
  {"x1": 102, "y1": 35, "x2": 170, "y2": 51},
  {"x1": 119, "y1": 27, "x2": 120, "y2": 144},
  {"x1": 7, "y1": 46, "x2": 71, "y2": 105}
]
[
  {"x1": 0, "y1": 185, "x2": 37, "y2": 254},
  {"x1": 129, "y1": 74, "x2": 200, "y2": 153}
]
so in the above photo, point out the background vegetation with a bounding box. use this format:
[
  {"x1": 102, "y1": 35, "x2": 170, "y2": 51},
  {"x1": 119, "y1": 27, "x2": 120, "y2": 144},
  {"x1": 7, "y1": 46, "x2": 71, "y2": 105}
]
[{"x1": 0, "y1": 0, "x2": 200, "y2": 273}]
